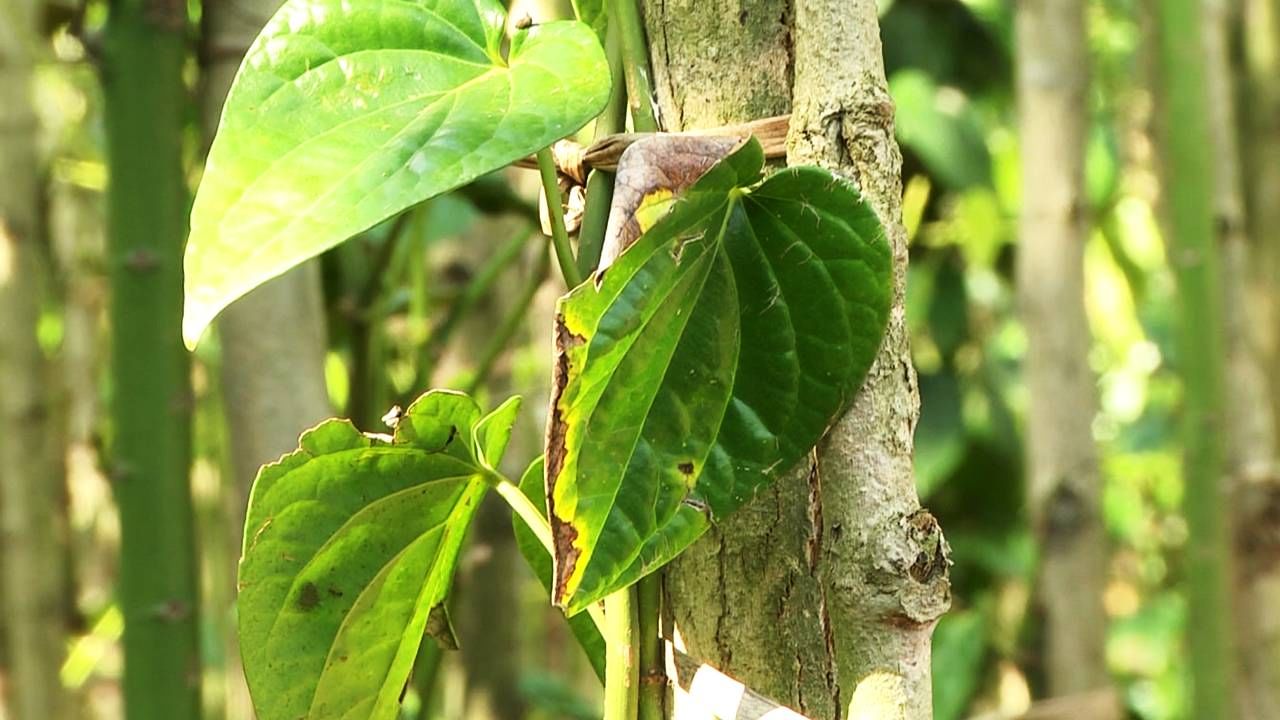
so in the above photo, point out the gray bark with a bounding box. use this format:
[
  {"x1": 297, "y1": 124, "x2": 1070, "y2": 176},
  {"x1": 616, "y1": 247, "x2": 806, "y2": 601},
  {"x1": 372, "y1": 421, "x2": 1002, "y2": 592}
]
[
  {"x1": 201, "y1": 0, "x2": 332, "y2": 507},
  {"x1": 0, "y1": 3, "x2": 70, "y2": 717},
  {"x1": 1014, "y1": 0, "x2": 1110, "y2": 698},
  {"x1": 645, "y1": 2, "x2": 950, "y2": 718},
  {"x1": 1219, "y1": 0, "x2": 1280, "y2": 716},
  {"x1": 200, "y1": 3, "x2": 332, "y2": 716}
]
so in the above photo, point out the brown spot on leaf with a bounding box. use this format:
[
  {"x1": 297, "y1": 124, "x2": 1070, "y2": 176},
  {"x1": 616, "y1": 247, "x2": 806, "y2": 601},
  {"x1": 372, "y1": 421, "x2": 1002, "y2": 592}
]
[
  {"x1": 425, "y1": 603, "x2": 459, "y2": 651},
  {"x1": 296, "y1": 582, "x2": 320, "y2": 611},
  {"x1": 677, "y1": 461, "x2": 694, "y2": 475}
]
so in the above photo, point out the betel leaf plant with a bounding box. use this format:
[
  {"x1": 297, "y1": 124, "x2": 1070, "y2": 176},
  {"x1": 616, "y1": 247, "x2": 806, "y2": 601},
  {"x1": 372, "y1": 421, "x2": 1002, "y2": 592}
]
[{"x1": 186, "y1": 0, "x2": 893, "y2": 718}]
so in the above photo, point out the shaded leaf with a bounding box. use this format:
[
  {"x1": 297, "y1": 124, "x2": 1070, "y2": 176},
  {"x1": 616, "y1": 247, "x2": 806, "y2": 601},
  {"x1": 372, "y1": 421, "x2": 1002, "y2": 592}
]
[
  {"x1": 238, "y1": 390, "x2": 511, "y2": 720},
  {"x1": 511, "y1": 456, "x2": 606, "y2": 681},
  {"x1": 472, "y1": 395, "x2": 521, "y2": 471},
  {"x1": 571, "y1": 0, "x2": 606, "y2": 40},
  {"x1": 183, "y1": 0, "x2": 611, "y2": 347},
  {"x1": 547, "y1": 138, "x2": 893, "y2": 614}
]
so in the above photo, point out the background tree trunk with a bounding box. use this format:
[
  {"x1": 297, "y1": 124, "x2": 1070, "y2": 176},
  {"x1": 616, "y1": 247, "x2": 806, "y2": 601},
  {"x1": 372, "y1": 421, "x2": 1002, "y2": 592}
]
[
  {"x1": 1152, "y1": 0, "x2": 1237, "y2": 716},
  {"x1": 0, "y1": 2, "x2": 71, "y2": 717},
  {"x1": 1220, "y1": 0, "x2": 1280, "y2": 716},
  {"x1": 645, "y1": 2, "x2": 950, "y2": 717},
  {"x1": 101, "y1": 0, "x2": 203, "y2": 714},
  {"x1": 200, "y1": 0, "x2": 331, "y2": 516},
  {"x1": 1014, "y1": 0, "x2": 1110, "y2": 699},
  {"x1": 199, "y1": 3, "x2": 332, "y2": 716}
]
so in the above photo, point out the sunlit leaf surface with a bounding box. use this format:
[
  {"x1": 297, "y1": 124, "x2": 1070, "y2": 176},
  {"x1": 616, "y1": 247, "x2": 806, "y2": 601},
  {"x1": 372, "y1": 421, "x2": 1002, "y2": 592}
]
[
  {"x1": 183, "y1": 0, "x2": 610, "y2": 347},
  {"x1": 238, "y1": 391, "x2": 517, "y2": 720}
]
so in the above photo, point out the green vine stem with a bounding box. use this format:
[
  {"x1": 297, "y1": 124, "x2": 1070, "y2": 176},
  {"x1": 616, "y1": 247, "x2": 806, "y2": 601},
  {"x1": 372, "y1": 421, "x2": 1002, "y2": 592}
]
[
  {"x1": 610, "y1": 0, "x2": 659, "y2": 133},
  {"x1": 604, "y1": 588, "x2": 641, "y2": 720},
  {"x1": 536, "y1": 147, "x2": 585, "y2": 288},
  {"x1": 577, "y1": 25, "x2": 628, "y2": 275},
  {"x1": 636, "y1": 575, "x2": 663, "y2": 720}
]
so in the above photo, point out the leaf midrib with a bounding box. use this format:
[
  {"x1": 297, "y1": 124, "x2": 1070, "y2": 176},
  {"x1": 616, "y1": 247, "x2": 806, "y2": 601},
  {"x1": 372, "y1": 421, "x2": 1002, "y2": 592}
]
[
  {"x1": 572, "y1": 197, "x2": 740, "y2": 598},
  {"x1": 308, "y1": 478, "x2": 483, "y2": 720},
  {"x1": 253, "y1": 460, "x2": 476, "y2": 663}
]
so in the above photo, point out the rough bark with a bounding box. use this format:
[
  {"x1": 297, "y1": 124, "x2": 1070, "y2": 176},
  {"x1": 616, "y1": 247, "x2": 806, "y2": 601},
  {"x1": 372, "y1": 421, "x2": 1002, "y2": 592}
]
[
  {"x1": 102, "y1": 0, "x2": 203, "y2": 713},
  {"x1": 1014, "y1": 0, "x2": 1110, "y2": 698},
  {"x1": 0, "y1": 2, "x2": 70, "y2": 716},
  {"x1": 200, "y1": 0, "x2": 331, "y2": 515},
  {"x1": 646, "y1": 2, "x2": 950, "y2": 718},
  {"x1": 1220, "y1": 0, "x2": 1280, "y2": 716}
]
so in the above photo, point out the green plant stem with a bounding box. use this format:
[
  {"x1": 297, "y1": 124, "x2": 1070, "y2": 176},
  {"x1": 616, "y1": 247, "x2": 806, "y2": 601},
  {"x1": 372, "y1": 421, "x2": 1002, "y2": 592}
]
[
  {"x1": 464, "y1": 244, "x2": 549, "y2": 394},
  {"x1": 101, "y1": 0, "x2": 201, "y2": 715},
  {"x1": 610, "y1": 0, "x2": 659, "y2": 133},
  {"x1": 636, "y1": 574, "x2": 663, "y2": 720},
  {"x1": 604, "y1": 587, "x2": 640, "y2": 720},
  {"x1": 577, "y1": 25, "x2": 628, "y2": 276},
  {"x1": 536, "y1": 147, "x2": 584, "y2": 288},
  {"x1": 1154, "y1": 0, "x2": 1235, "y2": 717}
]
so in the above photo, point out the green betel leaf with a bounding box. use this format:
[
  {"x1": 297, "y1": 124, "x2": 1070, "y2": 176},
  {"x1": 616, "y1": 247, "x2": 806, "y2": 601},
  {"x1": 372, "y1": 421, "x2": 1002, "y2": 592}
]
[
  {"x1": 183, "y1": 0, "x2": 611, "y2": 348},
  {"x1": 238, "y1": 390, "x2": 516, "y2": 720},
  {"x1": 511, "y1": 456, "x2": 607, "y2": 681},
  {"x1": 547, "y1": 138, "x2": 893, "y2": 614}
]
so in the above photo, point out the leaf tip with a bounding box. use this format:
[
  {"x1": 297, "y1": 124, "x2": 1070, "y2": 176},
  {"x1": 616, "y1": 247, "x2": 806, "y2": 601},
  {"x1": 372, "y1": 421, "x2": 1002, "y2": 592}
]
[{"x1": 182, "y1": 301, "x2": 214, "y2": 351}]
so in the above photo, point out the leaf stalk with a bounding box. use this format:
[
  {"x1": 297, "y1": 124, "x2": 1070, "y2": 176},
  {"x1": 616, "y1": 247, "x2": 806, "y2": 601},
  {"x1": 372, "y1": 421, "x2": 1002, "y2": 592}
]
[{"x1": 536, "y1": 147, "x2": 585, "y2": 288}]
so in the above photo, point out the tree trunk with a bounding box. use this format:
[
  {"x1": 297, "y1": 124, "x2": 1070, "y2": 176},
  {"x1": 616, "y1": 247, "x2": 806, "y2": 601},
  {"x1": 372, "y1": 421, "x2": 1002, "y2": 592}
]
[
  {"x1": 1152, "y1": 0, "x2": 1237, "y2": 716},
  {"x1": 101, "y1": 0, "x2": 203, "y2": 714},
  {"x1": 200, "y1": 0, "x2": 331, "y2": 516},
  {"x1": 1242, "y1": 0, "x2": 1280, "y2": 453},
  {"x1": 1221, "y1": 0, "x2": 1280, "y2": 716},
  {"x1": 1014, "y1": 0, "x2": 1110, "y2": 699},
  {"x1": 0, "y1": 2, "x2": 70, "y2": 717},
  {"x1": 198, "y1": 3, "x2": 332, "y2": 716},
  {"x1": 645, "y1": 2, "x2": 951, "y2": 718}
]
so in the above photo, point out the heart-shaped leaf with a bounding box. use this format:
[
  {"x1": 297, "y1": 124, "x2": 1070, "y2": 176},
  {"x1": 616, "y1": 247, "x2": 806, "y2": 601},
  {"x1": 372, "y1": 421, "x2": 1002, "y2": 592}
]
[
  {"x1": 511, "y1": 456, "x2": 607, "y2": 680},
  {"x1": 238, "y1": 390, "x2": 517, "y2": 720},
  {"x1": 546, "y1": 138, "x2": 892, "y2": 614},
  {"x1": 183, "y1": 0, "x2": 611, "y2": 347}
]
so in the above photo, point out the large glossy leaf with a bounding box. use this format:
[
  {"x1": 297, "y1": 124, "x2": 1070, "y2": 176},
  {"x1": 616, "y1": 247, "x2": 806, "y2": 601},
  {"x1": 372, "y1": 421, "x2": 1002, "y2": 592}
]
[
  {"x1": 511, "y1": 456, "x2": 606, "y2": 680},
  {"x1": 238, "y1": 390, "x2": 517, "y2": 720},
  {"x1": 183, "y1": 0, "x2": 611, "y2": 347},
  {"x1": 547, "y1": 138, "x2": 892, "y2": 614}
]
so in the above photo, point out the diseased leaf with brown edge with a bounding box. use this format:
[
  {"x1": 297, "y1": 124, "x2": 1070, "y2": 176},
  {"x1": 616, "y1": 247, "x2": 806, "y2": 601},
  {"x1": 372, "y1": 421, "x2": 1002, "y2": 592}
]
[
  {"x1": 238, "y1": 390, "x2": 519, "y2": 720},
  {"x1": 546, "y1": 137, "x2": 893, "y2": 615},
  {"x1": 510, "y1": 456, "x2": 606, "y2": 680}
]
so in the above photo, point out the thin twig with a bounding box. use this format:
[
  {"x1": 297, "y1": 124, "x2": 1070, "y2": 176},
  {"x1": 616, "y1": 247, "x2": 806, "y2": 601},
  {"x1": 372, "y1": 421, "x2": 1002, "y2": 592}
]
[{"x1": 463, "y1": 243, "x2": 549, "y2": 394}]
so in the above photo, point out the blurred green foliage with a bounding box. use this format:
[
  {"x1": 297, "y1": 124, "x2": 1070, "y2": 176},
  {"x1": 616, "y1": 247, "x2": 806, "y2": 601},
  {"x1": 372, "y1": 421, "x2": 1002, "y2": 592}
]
[{"x1": 883, "y1": 0, "x2": 1192, "y2": 717}]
